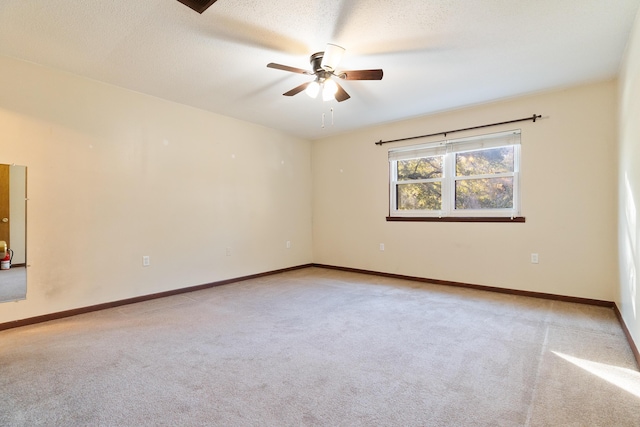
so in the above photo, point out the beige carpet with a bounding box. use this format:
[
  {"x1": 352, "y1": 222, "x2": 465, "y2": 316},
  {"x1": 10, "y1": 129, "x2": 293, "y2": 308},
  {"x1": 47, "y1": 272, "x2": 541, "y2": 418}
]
[
  {"x1": 0, "y1": 267, "x2": 638, "y2": 426},
  {"x1": 0, "y1": 266, "x2": 26, "y2": 302}
]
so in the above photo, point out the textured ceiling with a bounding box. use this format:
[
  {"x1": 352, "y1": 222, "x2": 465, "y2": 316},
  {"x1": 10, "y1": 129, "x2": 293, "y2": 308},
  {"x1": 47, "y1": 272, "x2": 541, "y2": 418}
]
[{"x1": 0, "y1": 0, "x2": 638, "y2": 140}]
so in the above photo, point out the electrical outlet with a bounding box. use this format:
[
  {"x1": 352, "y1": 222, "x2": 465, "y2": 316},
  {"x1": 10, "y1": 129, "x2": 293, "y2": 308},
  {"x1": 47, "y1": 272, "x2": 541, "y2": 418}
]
[
  {"x1": 286, "y1": 240, "x2": 291, "y2": 249},
  {"x1": 142, "y1": 256, "x2": 150, "y2": 267},
  {"x1": 379, "y1": 243, "x2": 385, "y2": 251},
  {"x1": 531, "y1": 253, "x2": 539, "y2": 264}
]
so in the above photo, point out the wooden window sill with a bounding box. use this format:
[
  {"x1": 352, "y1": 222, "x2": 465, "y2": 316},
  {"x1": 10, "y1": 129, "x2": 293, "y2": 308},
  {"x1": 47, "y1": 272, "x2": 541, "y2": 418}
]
[{"x1": 386, "y1": 216, "x2": 526, "y2": 223}]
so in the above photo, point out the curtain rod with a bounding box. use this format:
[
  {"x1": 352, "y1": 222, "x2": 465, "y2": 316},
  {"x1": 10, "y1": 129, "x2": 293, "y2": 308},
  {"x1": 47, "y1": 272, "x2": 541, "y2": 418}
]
[{"x1": 375, "y1": 114, "x2": 542, "y2": 146}]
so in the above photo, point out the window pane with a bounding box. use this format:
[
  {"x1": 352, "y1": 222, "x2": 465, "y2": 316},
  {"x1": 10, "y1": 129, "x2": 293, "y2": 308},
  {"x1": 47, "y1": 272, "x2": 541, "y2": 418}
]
[
  {"x1": 397, "y1": 156, "x2": 442, "y2": 180},
  {"x1": 456, "y1": 146, "x2": 514, "y2": 177},
  {"x1": 397, "y1": 182, "x2": 442, "y2": 210},
  {"x1": 455, "y1": 177, "x2": 513, "y2": 209}
]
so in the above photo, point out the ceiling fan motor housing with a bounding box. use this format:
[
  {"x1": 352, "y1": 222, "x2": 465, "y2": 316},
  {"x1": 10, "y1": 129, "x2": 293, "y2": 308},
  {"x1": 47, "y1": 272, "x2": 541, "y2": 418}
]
[
  {"x1": 310, "y1": 52, "x2": 325, "y2": 73},
  {"x1": 310, "y1": 52, "x2": 335, "y2": 83}
]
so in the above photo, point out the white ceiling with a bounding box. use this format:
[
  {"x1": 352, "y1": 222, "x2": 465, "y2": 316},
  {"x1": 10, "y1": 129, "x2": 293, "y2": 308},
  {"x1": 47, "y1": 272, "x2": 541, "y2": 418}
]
[{"x1": 0, "y1": 0, "x2": 638, "y2": 140}]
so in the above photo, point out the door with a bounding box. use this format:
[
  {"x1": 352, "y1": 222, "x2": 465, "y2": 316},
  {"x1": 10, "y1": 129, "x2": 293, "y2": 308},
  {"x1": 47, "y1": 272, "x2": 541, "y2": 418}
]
[{"x1": 0, "y1": 164, "x2": 9, "y2": 250}]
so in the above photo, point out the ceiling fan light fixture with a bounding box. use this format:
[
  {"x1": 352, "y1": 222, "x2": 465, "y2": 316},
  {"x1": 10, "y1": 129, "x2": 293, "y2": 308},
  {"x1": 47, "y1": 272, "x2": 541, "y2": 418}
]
[
  {"x1": 268, "y1": 43, "x2": 382, "y2": 103},
  {"x1": 321, "y1": 43, "x2": 345, "y2": 71},
  {"x1": 306, "y1": 80, "x2": 320, "y2": 98},
  {"x1": 322, "y1": 78, "x2": 339, "y2": 101}
]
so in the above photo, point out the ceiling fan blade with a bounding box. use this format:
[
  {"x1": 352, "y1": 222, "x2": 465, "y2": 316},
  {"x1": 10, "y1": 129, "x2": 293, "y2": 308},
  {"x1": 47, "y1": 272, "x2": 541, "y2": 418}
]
[
  {"x1": 339, "y1": 69, "x2": 384, "y2": 80},
  {"x1": 177, "y1": 0, "x2": 218, "y2": 14},
  {"x1": 267, "y1": 63, "x2": 312, "y2": 75},
  {"x1": 283, "y1": 82, "x2": 311, "y2": 97},
  {"x1": 334, "y1": 81, "x2": 351, "y2": 102}
]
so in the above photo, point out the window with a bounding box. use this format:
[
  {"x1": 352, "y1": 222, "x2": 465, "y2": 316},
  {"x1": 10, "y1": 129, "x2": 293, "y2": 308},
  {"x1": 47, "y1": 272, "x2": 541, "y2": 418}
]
[{"x1": 389, "y1": 130, "x2": 521, "y2": 219}]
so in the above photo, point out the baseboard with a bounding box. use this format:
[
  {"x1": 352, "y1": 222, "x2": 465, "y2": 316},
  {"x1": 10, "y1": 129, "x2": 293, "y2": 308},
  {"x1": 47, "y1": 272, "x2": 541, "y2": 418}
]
[
  {"x1": 613, "y1": 305, "x2": 640, "y2": 369},
  {"x1": 312, "y1": 263, "x2": 614, "y2": 307},
  {"x1": 0, "y1": 263, "x2": 313, "y2": 332},
  {"x1": 3, "y1": 262, "x2": 638, "y2": 369}
]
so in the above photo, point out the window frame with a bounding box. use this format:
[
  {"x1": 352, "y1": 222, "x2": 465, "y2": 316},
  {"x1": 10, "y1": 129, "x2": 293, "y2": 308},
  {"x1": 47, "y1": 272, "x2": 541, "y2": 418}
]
[{"x1": 388, "y1": 130, "x2": 522, "y2": 220}]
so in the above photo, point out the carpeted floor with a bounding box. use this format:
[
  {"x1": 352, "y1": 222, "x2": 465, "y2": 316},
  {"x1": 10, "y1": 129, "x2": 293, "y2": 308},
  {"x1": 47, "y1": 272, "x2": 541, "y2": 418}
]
[
  {"x1": 0, "y1": 267, "x2": 638, "y2": 426},
  {"x1": 0, "y1": 266, "x2": 26, "y2": 302}
]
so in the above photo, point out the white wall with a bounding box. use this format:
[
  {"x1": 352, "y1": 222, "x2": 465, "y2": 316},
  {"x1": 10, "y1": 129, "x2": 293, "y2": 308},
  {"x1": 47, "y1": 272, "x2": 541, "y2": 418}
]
[
  {"x1": 618, "y1": 9, "x2": 640, "y2": 349},
  {"x1": 313, "y1": 81, "x2": 618, "y2": 301},
  {"x1": 0, "y1": 56, "x2": 313, "y2": 323}
]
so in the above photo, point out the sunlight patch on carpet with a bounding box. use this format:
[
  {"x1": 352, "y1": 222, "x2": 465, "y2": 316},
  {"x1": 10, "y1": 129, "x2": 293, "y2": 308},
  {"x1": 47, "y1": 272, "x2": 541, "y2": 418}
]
[{"x1": 553, "y1": 351, "x2": 640, "y2": 399}]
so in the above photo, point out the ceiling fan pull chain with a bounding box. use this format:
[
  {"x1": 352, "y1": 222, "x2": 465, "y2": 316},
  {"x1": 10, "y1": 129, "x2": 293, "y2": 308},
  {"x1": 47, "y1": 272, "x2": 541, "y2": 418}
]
[
  {"x1": 321, "y1": 112, "x2": 325, "y2": 128},
  {"x1": 331, "y1": 108, "x2": 334, "y2": 126}
]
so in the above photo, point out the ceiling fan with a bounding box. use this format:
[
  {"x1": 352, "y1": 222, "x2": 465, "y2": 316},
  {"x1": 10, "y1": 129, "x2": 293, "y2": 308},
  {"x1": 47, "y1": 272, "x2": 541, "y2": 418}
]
[
  {"x1": 177, "y1": 0, "x2": 218, "y2": 14},
  {"x1": 267, "y1": 44, "x2": 383, "y2": 102}
]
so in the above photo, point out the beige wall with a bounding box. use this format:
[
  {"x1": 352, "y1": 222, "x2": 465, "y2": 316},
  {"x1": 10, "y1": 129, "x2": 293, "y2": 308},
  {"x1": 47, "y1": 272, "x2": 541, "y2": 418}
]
[
  {"x1": 0, "y1": 51, "x2": 624, "y2": 325},
  {"x1": 0, "y1": 56, "x2": 313, "y2": 323},
  {"x1": 618, "y1": 10, "x2": 640, "y2": 348},
  {"x1": 313, "y1": 81, "x2": 618, "y2": 301}
]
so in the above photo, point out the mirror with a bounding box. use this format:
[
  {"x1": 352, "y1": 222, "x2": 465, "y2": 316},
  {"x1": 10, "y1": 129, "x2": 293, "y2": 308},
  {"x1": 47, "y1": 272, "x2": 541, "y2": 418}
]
[{"x1": 0, "y1": 164, "x2": 27, "y2": 302}]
